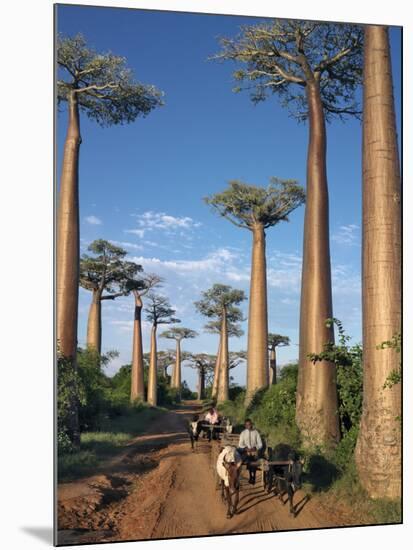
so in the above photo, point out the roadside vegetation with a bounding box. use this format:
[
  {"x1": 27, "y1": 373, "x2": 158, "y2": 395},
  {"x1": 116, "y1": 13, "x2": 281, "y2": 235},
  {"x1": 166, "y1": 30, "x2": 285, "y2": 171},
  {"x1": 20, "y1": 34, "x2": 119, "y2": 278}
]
[
  {"x1": 57, "y1": 347, "x2": 195, "y2": 481},
  {"x1": 58, "y1": 405, "x2": 165, "y2": 482}
]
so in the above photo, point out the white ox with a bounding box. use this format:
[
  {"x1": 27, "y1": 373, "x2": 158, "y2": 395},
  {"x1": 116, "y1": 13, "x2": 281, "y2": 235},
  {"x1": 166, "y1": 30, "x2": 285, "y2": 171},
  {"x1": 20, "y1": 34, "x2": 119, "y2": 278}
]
[{"x1": 216, "y1": 445, "x2": 242, "y2": 519}]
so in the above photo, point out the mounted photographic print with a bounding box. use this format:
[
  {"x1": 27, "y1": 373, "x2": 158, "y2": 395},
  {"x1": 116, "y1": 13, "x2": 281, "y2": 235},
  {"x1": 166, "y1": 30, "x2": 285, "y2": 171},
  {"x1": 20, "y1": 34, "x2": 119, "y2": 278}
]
[{"x1": 55, "y1": 2, "x2": 402, "y2": 546}]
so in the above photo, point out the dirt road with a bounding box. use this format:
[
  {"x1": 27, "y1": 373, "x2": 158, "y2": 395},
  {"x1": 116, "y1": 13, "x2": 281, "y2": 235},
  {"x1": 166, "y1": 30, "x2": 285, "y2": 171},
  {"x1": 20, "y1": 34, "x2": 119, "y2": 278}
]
[{"x1": 57, "y1": 402, "x2": 356, "y2": 545}]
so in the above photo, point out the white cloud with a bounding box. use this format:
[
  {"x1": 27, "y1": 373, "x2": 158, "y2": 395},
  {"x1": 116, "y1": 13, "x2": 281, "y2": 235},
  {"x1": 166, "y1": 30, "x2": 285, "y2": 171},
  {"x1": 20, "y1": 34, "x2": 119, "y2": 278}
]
[
  {"x1": 84, "y1": 215, "x2": 102, "y2": 225},
  {"x1": 125, "y1": 228, "x2": 145, "y2": 238},
  {"x1": 127, "y1": 247, "x2": 305, "y2": 298},
  {"x1": 109, "y1": 240, "x2": 143, "y2": 251},
  {"x1": 331, "y1": 224, "x2": 360, "y2": 246},
  {"x1": 110, "y1": 319, "x2": 152, "y2": 335},
  {"x1": 130, "y1": 247, "x2": 237, "y2": 275},
  {"x1": 332, "y1": 264, "x2": 361, "y2": 296},
  {"x1": 126, "y1": 210, "x2": 201, "y2": 237},
  {"x1": 281, "y1": 297, "x2": 299, "y2": 306}
]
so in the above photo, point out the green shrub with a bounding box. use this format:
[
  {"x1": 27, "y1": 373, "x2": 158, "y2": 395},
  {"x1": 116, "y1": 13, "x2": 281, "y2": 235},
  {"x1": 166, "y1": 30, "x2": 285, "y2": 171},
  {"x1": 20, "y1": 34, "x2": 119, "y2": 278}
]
[
  {"x1": 57, "y1": 352, "x2": 86, "y2": 451},
  {"x1": 218, "y1": 390, "x2": 246, "y2": 430},
  {"x1": 181, "y1": 380, "x2": 197, "y2": 400},
  {"x1": 331, "y1": 425, "x2": 359, "y2": 473},
  {"x1": 217, "y1": 363, "x2": 300, "y2": 445},
  {"x1": 77, "y1": 348, "x2": 117, "y2": 429},
  {"x1": 308, "y1": 318, "x2": 363, "y2": 436},
  {"x1": 228, "y1": 384, "x2": 245, "y2": 401},
  {"x1": 248, "y1": 363, "x2": 300, "y2": 448}
]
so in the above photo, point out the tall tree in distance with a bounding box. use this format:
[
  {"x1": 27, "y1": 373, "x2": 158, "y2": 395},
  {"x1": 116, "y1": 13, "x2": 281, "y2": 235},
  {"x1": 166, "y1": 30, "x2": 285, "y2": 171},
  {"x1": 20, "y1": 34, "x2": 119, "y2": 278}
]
[
  {"x1": 213, "y1": 20, "x2": 363, "y2": 445},
  {"x1": 145, "y1": 294, "x2": 180, "y2": 406},
  {"x1": 160, "y1": 327, "x2": 198, "y2": 397},
  {"x1": 125, "y1": 273, "x2": 162, "y2": 403},
  {"x1": 57, "y1": 34, "x2": 163, "y2": 360},
  {"x1": 355, "y1": 25, "x2": 401, "y2": 499},
  {"x1": 157, "y1": 350, "x2": 177, "y2": 383},
  {"x1": 195, "y1": 284, "x2": 246, "y2": 403},
  {"x1": 205, "y1": 179, "x2": 305, "y2": 404},
  {"x1": 268, "y1": 333, "x2": 290, "y2": 384},
  {"x1": 79, "y1": 240, "x2": 139, "y2": 354},
  {"x1": 204, "y1": 317, "x2": 244, "y2": 399},
  {"x1": 188, "y1": 353, "x2": 216, "y2": 400}
]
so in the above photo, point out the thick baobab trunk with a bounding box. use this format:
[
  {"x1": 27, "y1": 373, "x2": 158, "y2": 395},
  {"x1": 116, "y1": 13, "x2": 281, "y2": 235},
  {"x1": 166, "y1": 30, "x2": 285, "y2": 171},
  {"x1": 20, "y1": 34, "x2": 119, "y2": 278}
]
[
  {"x1": 171, "y1": 339, "x2": 182, "y2": 392},
  {"x1": 130, "y1": 294, "x2": 145, "y2": 402},
  {"x1": 57, "y1": 91, "x2": 81, "y2": 358},
  {"x1": 246, "y1": 225, "x2": 269, "y2": 404},
  {"x1": 211, "y1": 337, "x2": 222, "y2": 400},
  {"x1": 296, "y1": 79, "x2": 340, "y2": 448},
  {"x1": 56, "y1": 92, "x2": 81, "y2": 445},
  {"x1": 355, "y1": 26, "x2": 401, "y2": 499},
  {"x1": 147, "y1": 325, "x2": 158, "y2": 406},
  {"x1": 217, "y1": 307, "x2": 229, "y2": 404},
  {"x1": 197, "y1": 368, "x2": 205, "y2": 401},
  {"x1": 86, "y1": 290, "x2": 102, "y2": 353},
  {"x1": 269, "y1": 348, "x2": 277, "y2": 385}
]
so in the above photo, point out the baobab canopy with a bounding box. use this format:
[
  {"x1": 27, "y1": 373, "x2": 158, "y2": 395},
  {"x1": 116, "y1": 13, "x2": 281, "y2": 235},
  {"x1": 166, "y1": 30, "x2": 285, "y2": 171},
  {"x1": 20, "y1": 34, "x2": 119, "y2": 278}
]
[
  {"x1": 214, "y1": 20, "x2": 364, "y2": 121},
  {"x1": 205, "y1": 178, "x2": 305, "y2": 230},
  {"x1": 80, "y1": 239, "x2": 140, "y2": 297},
  {"x1": 57, "y1": 33, "x2": 164, "y2": 126}
]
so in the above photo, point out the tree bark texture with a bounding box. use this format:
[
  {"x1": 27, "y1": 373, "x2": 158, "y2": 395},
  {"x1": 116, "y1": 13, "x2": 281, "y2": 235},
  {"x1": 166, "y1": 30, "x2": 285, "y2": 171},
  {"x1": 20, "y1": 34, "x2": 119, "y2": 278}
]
[
  {"x1": 269, "y1": 348, "x2": 277, "y2": 385},
  {"x1": 246, "y1": 225, "x2": 269, "y2": 404},
  {"x1": 197, "y1": 368, "x2": 205, "y2": 401},
  {"x1": 211, "y1": 337, "x2": 222, "y2": 401},
  {"x1": 355, "y1": 25, "x2": 401, "y2": 499},
  {"x1": 86, "y1": 291, "x2": 102, "y2": 354},
  {"x1": 217, "y1": 308, "x2": 229, "y2": 404},
  {"x1": 147, "y1": 325, "x2": 158, "y2": 406},
  {"x1": 296, "y1": 79, "x2": 340, "y2": 448},
  {"x1": 171, "y1": 339, "x2": 182, "y2": 392},
  {"x1": 130, "y1": 294, "x2": 145, "y2": 402},
  {"x1": 57, "y1": 92, "x2": 81, "y2": 358}
]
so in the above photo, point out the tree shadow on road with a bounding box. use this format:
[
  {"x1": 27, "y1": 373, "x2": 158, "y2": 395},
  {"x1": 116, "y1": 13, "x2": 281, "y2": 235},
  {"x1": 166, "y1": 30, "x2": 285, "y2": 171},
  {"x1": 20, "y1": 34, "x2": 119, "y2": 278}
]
[{"x1": 304, "y1": 454, "x2": 340, "y2": 492}]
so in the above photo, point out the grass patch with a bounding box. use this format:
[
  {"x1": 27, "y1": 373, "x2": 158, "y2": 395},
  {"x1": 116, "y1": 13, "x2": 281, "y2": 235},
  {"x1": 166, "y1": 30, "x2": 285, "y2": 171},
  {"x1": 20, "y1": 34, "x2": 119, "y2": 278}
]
[
  {"x1": 318, "y1": 460, "x2": 401, "y2": 525},
  {"x1": 58, "y1": 405, "x2": 166, "y2": 482}
]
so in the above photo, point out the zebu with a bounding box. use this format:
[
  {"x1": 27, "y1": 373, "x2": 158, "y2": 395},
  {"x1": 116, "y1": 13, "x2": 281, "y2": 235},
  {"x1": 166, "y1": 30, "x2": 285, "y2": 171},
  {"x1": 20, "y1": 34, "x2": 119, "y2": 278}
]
[
  {"x1": 264, "y1": 446, "x2": 303, "y2": 517},
  {"x1": 216, "y1": 445, "x2": 242, "y2": 518},
  {"x1": 187, "y1": 415, "x2": 201, "y2": 452}
]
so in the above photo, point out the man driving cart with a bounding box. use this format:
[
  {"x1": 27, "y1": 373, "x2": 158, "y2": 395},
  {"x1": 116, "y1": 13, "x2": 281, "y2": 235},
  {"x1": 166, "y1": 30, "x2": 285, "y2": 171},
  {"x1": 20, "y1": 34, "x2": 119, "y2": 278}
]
[{"x1": 237, "y1": 418, "x2": 263, "y2": 484}]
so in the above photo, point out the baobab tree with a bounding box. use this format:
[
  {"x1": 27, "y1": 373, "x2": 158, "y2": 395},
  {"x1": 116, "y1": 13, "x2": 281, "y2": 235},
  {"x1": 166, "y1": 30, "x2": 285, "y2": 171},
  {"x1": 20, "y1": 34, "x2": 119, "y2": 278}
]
[
  {"x1": 195, "y1": 284, "x2": 246, "y2": 403},
  {"x1": 145, "y1": 294, "x2": 180, "y2": 406},
  {"x1": 205, "y1": 180, "x2": 305, "y2": 404},
  {"x1": 79, "y1": 240, "x2": 139, "y2": 354},
  {"x1": 213, "y1": 20, "x2": 364, "y2": 445},
  {"x1": 204, "y1": 317, "x2": 244, "y2": 400},
  {"x1": 125, "y1": 273, "x2": 162, "y2": 403},
  {"x1": 187, "y1": 353, "x2": 216, "y2": 400},
  {"x1": 157, "y1": 350, "x2": 177, "y2": 383},
  {"x1": 354, "y1": 26, "x2": 401, "y2": 499},
  {"x1": 57, "y1": 34, "x2": 162, "y2": 360},
  {"x1": 160, "y1": 327, "x2": 198, "y2": 396},
  {"x1": 268, "y1": 333, "x2": 290, "y2": 384}
]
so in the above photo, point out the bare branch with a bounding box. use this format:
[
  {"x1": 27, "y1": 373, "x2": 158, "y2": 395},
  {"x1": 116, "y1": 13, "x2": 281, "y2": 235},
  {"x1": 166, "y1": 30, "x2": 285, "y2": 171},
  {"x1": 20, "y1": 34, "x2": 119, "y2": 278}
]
[
  {"x1": 100, "y1": 291, "x2": 127, "y2": 301},
  {"x1": 74, "y1": 82, "x2": 119, "y2": 94}
]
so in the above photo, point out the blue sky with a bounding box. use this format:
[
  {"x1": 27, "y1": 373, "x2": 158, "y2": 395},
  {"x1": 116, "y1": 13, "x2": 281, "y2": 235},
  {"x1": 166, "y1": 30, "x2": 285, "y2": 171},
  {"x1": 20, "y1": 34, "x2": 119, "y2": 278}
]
[{"x1": 56, "y1": 5, "x2": 402, "y2": 390}]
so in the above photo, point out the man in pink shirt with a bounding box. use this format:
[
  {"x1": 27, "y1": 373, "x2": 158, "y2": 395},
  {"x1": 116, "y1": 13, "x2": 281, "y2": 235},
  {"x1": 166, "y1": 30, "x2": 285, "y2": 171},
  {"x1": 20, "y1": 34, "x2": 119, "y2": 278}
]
[{"x1": 204, "y1": 407, "x2": 221, "y2": 441}]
